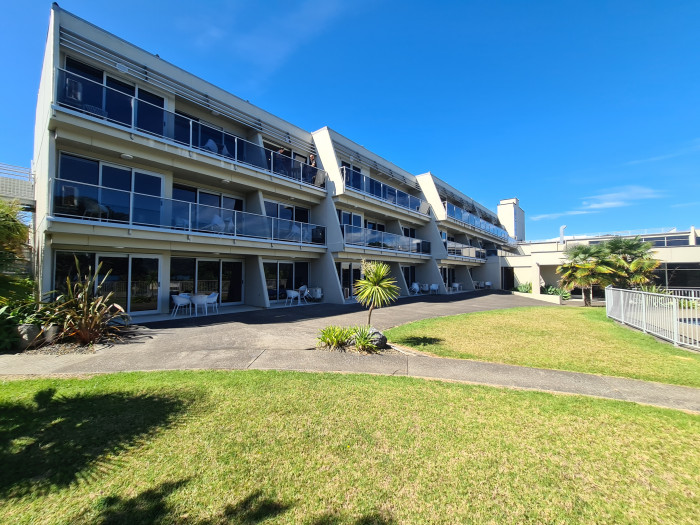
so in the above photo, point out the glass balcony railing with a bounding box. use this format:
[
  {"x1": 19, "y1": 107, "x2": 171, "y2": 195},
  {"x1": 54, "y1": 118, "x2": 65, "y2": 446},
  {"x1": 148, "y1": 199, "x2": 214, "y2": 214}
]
[
  {"x1": 444, "y1": 202, "x2": 516, "y2": 245},
  {"x1": 52, "y1": 179, "x2": 326, "y2": 245},
  {"x1": 340, "y1": 167, "x2": 429, "y2": 215},
  {"x1": 341, "y1": 225, "x2": 430, "y2": 254},
  {"x1": 55, "y1": 68, "x2": 326, "y2": 188},
  {"x1": 444, "y1": 241, "x2": 486, "y2": 260}
]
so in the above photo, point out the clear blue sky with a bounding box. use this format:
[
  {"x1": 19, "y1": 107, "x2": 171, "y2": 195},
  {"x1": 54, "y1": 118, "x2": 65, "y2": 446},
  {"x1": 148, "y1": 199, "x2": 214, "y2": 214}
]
[{"x1": 2, "y1": 0, "x2": 699, "y2": 240}]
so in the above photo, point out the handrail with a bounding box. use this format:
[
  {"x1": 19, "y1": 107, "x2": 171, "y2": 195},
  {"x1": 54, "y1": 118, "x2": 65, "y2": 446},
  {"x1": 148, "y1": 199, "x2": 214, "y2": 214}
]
[
  {"x1": 341, "y1": 224, "x2": 430, "y2": 254},
  {"x1": 340, "y1": 166, "x2": 429, "y2": 215},
  {"x1": 55, "y1": 68, "x2": 326, "y2": 188},
  {"x1": 443, "y1": 201, "x2": 515, "y2": 244},
  {"x1": 0, "y1": 163, "x2": 33, "y2": 181},
  {"x1": 444, "y1": 240, "x2": 486, "y2": 260},
  {"x1": 51, "y1": 178, "x2": 326, "y2": 245}
]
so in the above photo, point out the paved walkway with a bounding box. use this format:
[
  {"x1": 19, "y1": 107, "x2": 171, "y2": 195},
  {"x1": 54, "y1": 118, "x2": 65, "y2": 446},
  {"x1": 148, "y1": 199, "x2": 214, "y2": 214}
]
[{"x1": 1, "y1": 292, "x2": 698, "y2": 412}]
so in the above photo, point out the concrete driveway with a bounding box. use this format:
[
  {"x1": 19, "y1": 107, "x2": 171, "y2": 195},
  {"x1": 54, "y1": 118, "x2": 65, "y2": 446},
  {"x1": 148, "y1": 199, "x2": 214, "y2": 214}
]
[
  {"x1": 135, "y1": 290, "x2": 549, "y2": 353},
  {"x1": 3, "y1": 291, "x2": 700, "y2": 412}
]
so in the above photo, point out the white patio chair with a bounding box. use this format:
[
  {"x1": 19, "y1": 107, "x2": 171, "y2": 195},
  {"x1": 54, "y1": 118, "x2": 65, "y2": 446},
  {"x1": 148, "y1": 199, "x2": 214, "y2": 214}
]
[
  {"x1": 171, "y1": 294, "x2": 191, "y2": 317},
  {"x1": 285, "y1": 289, "x2": 300, "y2": 306},
  {"x1": 409, "y1": 282, "x2": 420, "y2": 295},
  {"x1": 485, "y1": 281, "x2": 492, "y2": 289},
  {"x1": 452, "y1": 283, "x2": 460, "y2": 293},
  {"x1": 298, "y1": 285, "x2": 310, "y2": 304},
  {"x1": 206, "y1": 292, "x2": 219, "y2": 313},
  {"x1": 429, "y1": 283, "x2": 439, "y2": 295},
  {"x1": 191, "y1": 294, "x2": 208, "y2": 316}
]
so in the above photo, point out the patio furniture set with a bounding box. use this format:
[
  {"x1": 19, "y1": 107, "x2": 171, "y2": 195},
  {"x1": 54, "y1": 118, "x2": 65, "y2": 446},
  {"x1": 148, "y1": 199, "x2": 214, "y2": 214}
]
[{"x1": 171, "y1": 292, "x2": 219, "y2": 317}]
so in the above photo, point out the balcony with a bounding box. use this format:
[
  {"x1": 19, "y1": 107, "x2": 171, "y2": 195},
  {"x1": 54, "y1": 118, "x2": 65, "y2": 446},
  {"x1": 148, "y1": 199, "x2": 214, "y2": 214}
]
[
  {"x1": 340, "y1": 167, "x2": 429, "y2": 215},
  {"x1": 51, "y1": 179, "x2": 326, "y2": 245},
  {"x1": 444, "y1": 202, "x2": 516, "y2": 245},
  {"x1": 55, "y1": 69, "x2": 326, "y2": 188},
  {"x1": 445, "y1": 241, "x2": 486, "y2": 261},
  {"x1": 341, "y1": 225, "x2": 430, "y2": 254}
]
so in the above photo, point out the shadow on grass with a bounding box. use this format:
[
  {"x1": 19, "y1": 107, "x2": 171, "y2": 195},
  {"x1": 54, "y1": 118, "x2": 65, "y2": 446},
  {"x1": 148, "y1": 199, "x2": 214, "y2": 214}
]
[
  {"x1": 0, "y1": 387, "x2": 189, "y2": 498},
  {"x1": 89, "y1": 483, "x2": 291, "y2": 524},
  {"x1": 392, "y1": 336, "x2": 443, "y2": 348},
  {"x1": 312, "y1": 511, "x2": 395, "y2": 524}
]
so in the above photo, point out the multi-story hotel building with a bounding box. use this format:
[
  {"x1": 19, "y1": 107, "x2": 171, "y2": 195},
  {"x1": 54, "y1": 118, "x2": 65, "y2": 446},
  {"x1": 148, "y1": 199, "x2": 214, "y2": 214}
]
[{"x1": 28, "y1": 5, "x2": 519, "y2": 318}]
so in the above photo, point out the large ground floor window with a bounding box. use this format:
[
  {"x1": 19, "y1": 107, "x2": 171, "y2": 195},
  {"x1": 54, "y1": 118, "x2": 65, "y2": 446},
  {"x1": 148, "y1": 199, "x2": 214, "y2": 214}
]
[
  {"x1": 336, "y1": 262, "x2": 363, "y2": 299},
  {"x1": 402, "y1": 265, "x2": 416, "y2": 287},
  {"x1": 170, "y1": 257, "x2": 244, "y2": 304},
  {"x1": 54, "y1": 251, "x2": 161, "y2": 314},
  {"x1": 439, "y1": 267, "x2": 456, "y2": 287},
  {"x1": 653, "y1": 263, "x2": 700, "y2": 288},
  {"x1": 263, "y1": 261, "x2": 309, "y2": 301}
]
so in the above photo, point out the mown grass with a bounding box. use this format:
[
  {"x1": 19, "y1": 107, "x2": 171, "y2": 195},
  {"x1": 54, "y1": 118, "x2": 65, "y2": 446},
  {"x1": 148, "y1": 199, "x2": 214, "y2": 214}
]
[
  {"x1": 385, "y1": 306, "x2": 700, "y2": 387},
  {"x1": 1, "y1": 371, "x2": 699, "y2": 524}
]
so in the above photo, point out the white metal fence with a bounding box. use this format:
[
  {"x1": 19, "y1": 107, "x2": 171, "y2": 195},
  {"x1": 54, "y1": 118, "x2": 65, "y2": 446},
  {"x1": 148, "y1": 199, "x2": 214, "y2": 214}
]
[{"x1": 605, "y1": 287, "x2": 700, "y2": 350}]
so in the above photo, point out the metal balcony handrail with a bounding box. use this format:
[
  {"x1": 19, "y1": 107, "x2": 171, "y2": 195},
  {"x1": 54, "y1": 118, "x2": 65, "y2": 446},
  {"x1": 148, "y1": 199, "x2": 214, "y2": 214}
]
[
  {"x1": 340, "y1": 166, "x2": 429, "y2": 215},
  {"x1": 50, "y1": 178, "x2": 326, "y2": 245},
  {"x1": 341, "y1": 224, "x2": 430, "y2": 254},
  {"x1": 444, "y1": 240, "x2": 486, "y2": 260},
  {"x1": 55, "y1": 68, "x2": 326, "y2": 188},
  {"x1": 443, "y1": 201, "x2": 515, "y2": 244},
  {"x1": 0, "y1": 163, "x2": 33, "y2": 182}
]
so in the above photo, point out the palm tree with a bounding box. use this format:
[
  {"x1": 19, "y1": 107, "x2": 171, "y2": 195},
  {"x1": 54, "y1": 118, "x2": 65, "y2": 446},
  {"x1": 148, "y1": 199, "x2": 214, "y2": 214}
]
[
  {"x1": 353, "y1": 260, "x2": 400, "y2": 326},
  {"x1": 556, "y1": 244, "x2": 618, "y2": 306},
  {"x1": 603, "y1": 236, "x2": 660, "y2": 288}
]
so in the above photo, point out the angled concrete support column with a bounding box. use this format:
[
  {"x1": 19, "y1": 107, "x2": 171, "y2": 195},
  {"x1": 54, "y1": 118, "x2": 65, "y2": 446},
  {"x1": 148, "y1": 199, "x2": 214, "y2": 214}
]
[
  {"x1": 245, "y1": 190, "x2": 266, "y2": 216},
  {"x1": 388, "y1": 261, "x2": 409, "y2": 296},
  {"x1": 455, "y1": 265, "x2": 474, "y2": 291},
  {"x1": 415, "y1": 259, "x2": 446, "y2": 294},
  {"x1": 244, "y1": 255, "x2": 269, "y2": 308},
  {"x1": 311, "y1": 251, "x2": 344, "y2": 304}
]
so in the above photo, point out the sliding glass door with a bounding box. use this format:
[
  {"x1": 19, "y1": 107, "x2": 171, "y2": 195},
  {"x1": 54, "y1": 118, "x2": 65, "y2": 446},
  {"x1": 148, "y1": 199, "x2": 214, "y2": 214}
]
[
  {"x1": 97, "y1": 254, "x2": 161, "y2": 314},
  {"x1": 263, "y1": 261, "x2": 310, "y2": 302},
  {"x1": 171, "y1": 258, "x2": 244, "y2": 306}
]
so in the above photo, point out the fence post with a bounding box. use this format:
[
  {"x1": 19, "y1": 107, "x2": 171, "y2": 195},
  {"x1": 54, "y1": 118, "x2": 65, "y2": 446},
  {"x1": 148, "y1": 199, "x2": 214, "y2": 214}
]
[
  {"x1": 672, "y1": 296, "x2": 680, "y2": 346},
  {"x1": 620, "y1": 290, "x2": 625, "y2": 325},
  {"x1": 641, "y1": 292, "x2": 647, "y2": 333}
]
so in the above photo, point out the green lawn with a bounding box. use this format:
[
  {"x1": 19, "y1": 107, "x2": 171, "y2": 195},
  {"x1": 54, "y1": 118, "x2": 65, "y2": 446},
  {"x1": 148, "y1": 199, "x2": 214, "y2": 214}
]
[
  {"x1": 385, "y1": 306, "x2": 700, "y2": 387},
  {"x1": 1, "y1": 371, "x2": 699, "y2": 524}
]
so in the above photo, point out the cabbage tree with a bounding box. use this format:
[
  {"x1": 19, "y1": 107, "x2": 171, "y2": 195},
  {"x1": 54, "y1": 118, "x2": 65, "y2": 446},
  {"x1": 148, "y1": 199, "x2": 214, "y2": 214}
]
[{"x1": 353, "y1": 260, "x2": 400, "y2": 326}]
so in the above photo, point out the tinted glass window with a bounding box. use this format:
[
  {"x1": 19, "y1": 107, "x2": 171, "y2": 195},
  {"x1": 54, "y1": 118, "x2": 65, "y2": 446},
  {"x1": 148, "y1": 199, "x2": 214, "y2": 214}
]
[
  {"x1": 222, "y1": 196, "x2": 243, "y2": 211},
  {"x1": 279, "y1": 205, "x2": 294, "y2": 221},
  {"x1": 101, "y1": 165, "x2": 132, "y2": 191},
  {"x1": 59, "y1": 154, "x2": 99, "y2": 185},
  {"x1": 54, "y1": 252, "x2": 96, "y2": 292},
  {"x1": 294, "y1": 207, "x2": 309, "y2": 223},
  {"x1": 265, "y1": 201, "x2": 278, "y2": 217},
  {"x1": 294, "y1": 262, "x2": 309, "y2": 289},
  {"x1": 198, "y1": 191, "x2": 220, "y2": 208},
  {"x1": 65, "y1": 57, "x2": 102, "y2": 83},
  {"x1": 134, "y1": 172, "x2": 161, "y2": 196},
  {"x1": 138, "y1": 89, "x2": 164, "y2": 107},
  {"x1": 173, "y1": 184, "x2": 197, "y2": 203}
]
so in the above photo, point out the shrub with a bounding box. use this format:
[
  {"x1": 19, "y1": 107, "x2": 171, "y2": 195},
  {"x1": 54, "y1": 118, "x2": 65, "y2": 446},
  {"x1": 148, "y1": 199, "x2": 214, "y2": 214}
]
[
  {"x1": 317, "y1": 325, "x2": 354, "y2": 350},
  {"x1": 515, "y1": 282, "x2": 532, "y2": 293},
  {"x1": 545, "y1": 286, "x2": 571, "y2": 300},
  {"x1": 0, "y1": 305, "x2": 20, "y2": 352},
  {"x1": 53, "y1": 259, "x2": 130, "y2": 345},
  {"x1": 352, "y1": 325, "x2": 378, "y2": 353}
]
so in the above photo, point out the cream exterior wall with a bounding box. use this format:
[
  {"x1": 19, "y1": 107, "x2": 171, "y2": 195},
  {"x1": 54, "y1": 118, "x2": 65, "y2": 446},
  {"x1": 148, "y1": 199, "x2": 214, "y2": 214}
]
[{"x1": 31, "y1": 5, "x2": 525, "y2": 316}]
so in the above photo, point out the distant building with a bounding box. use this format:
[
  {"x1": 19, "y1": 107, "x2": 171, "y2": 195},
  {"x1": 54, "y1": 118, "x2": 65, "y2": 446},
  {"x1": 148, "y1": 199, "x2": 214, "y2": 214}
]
[{"x1": 500, "y1": 227, "x2": 700, "y2": 294}]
